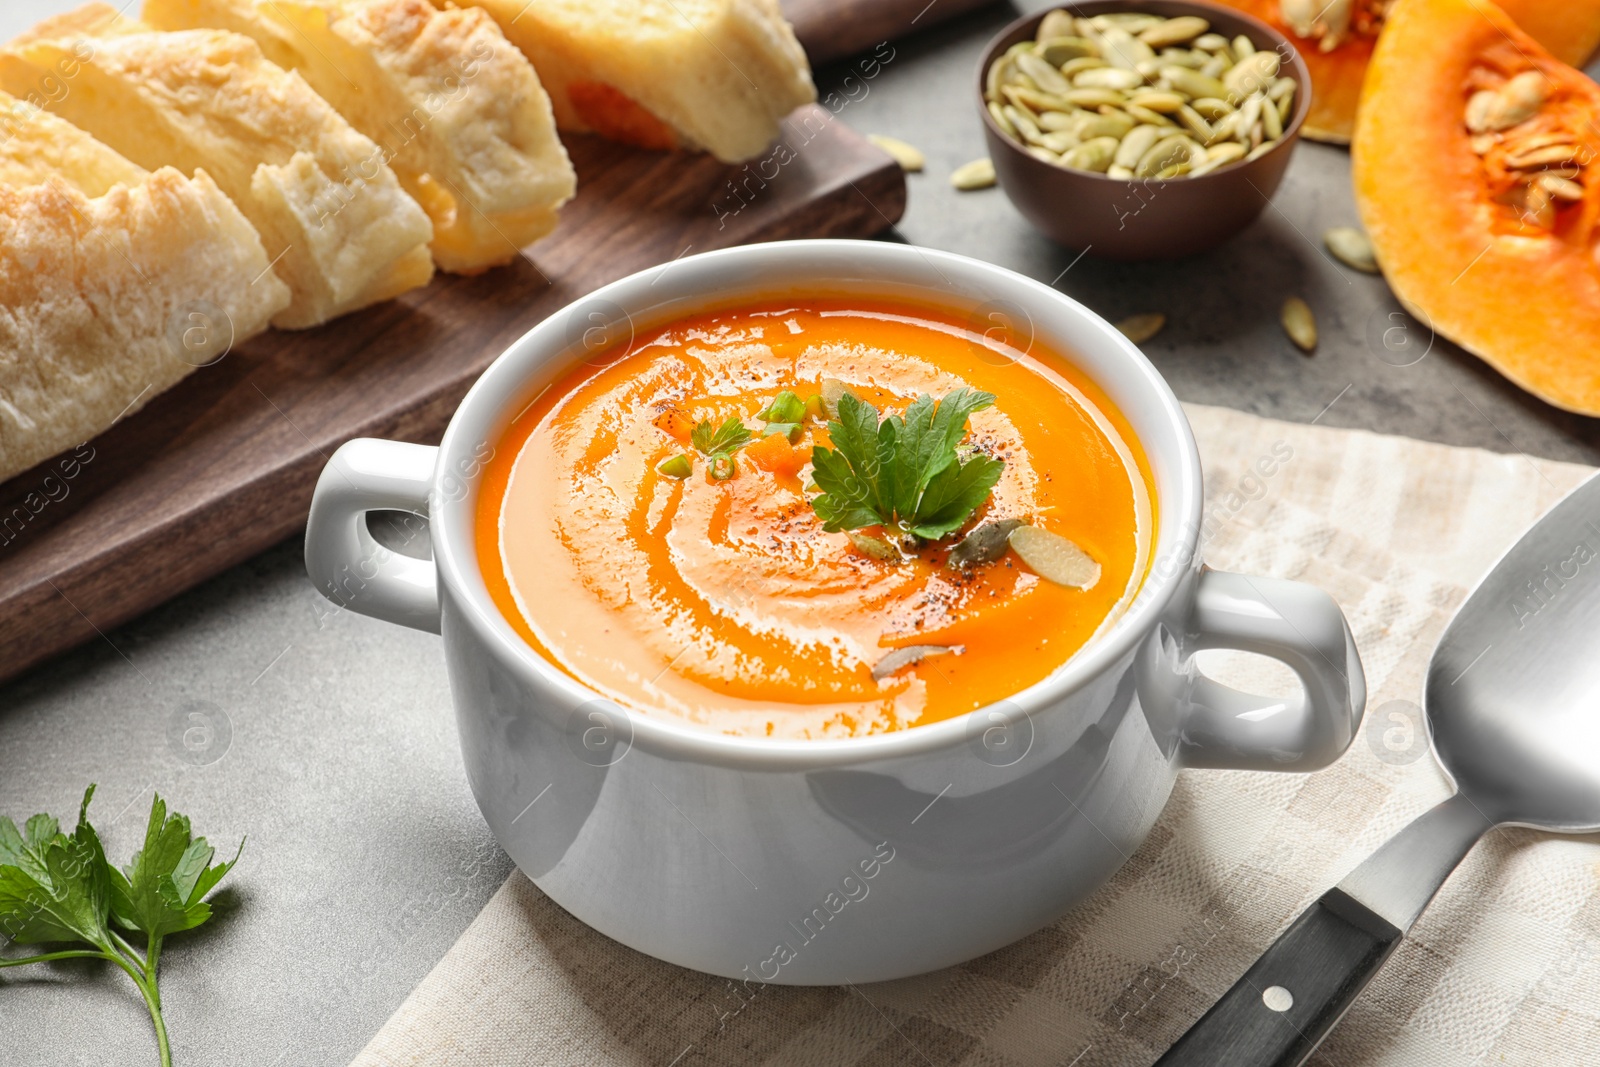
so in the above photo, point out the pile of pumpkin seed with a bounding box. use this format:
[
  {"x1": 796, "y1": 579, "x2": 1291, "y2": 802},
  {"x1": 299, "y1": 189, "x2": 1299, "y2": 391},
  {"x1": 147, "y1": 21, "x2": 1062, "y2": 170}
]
[
  {"x1": 984, "y1": 9, "x2": 1298, "y2": 179},
  {"x1": 1463, "y1": 69, "x2": 1585, "y2": 230}
]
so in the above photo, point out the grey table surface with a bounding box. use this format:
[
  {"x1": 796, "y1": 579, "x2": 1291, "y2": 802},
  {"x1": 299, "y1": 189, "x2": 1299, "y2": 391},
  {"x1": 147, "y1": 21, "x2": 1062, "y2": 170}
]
[{"x1": 3, "y1": 2, "x2": 1598, "y2": 1065}]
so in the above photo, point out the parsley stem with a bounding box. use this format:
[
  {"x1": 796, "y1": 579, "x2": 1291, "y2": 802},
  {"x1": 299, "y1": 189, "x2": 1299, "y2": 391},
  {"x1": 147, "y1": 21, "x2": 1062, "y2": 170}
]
[
  {"x1": 0, "y1": 942, "x2": 167, "y2": 1064},
  {"x1": 133, "y1": 967, "x2": 173, "y2": 1067},
  {"x1": 101, "y1": 942, "x2": 172, "y2": 1067},
  {"x1": 0, "y1": 948, "x2": 108, "y2": 968}
]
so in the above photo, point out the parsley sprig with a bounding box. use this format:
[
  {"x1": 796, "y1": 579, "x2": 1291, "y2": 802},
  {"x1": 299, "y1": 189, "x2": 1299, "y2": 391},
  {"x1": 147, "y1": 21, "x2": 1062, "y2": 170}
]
[
  {"x1": 809, "y1": 388, "x2": 1004, "y2": 541},
  {"x1": 690, "y1": 417, "x2": 753, "y2": 481},
  {"x1": 0, "y1": 787, "x2": 242, "y2": 1067},
  {"x1": 690, "y1": 417, "x2": 753, "y2": 457}
]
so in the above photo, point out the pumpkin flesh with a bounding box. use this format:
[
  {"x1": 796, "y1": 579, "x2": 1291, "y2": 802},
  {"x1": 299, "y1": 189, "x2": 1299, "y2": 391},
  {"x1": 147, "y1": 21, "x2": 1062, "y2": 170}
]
[
  {"x1": 1219, "y1": 0, "x2": 1600, "y2": 143},
  {"x1": 1353, "y1": 0, "x2": 1600, "y2": 414}
]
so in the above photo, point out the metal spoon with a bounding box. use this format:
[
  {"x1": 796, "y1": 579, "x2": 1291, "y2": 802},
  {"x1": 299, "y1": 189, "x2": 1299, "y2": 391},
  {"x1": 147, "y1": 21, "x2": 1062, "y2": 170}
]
[{"x1": 1156, "y1": 471, "x2": 1600, "y2": 1067}]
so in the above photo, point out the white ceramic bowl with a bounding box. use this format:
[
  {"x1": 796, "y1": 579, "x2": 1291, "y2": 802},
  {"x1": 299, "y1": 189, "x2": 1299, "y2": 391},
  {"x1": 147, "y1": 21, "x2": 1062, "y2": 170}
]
[{"x1": 305, "y1": 240, "x2": 1365, "y2": 984}]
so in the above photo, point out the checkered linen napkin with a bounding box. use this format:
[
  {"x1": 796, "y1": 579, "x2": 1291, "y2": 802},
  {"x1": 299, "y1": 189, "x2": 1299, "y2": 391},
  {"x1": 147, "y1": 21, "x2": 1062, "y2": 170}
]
[{"x1": 349, "y1": 404, "x2": 1600, "y2": 1067}]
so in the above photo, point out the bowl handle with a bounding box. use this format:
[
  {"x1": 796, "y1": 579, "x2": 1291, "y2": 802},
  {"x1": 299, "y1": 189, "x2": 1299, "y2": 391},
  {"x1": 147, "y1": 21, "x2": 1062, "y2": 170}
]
[
  {"x1": 1175, "y1": 569, "x2": 1366, "y2": 772},
  {"x1": 304, "y1": 438, "x2": 441, "y2": 634}
]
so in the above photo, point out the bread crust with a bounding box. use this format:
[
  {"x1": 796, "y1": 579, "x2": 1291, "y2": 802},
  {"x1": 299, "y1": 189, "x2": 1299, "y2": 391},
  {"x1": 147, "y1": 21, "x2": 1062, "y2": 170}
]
[
  {"x1": 0, "y1": 24, "x2": 435, "y2": 328},
  {"x1": 0, "y1": 90, "x2": 147, "y2": 195},
  {"x1": 144, "y1": 0, "x2": 577, "y2": 273},
  {"x1": 438, "y1": 0, "x2": 816, "y2": 163},
  {"x1": 0, "y1": 169, "x2": 289, "y2": 483}
]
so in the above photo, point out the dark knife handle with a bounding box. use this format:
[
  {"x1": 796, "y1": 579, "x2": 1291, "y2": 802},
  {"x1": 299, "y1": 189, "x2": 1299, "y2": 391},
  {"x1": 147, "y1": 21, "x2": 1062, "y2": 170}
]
[{"x1": 1153, "y1": 888, "x2": 1402, "y2": 1067}]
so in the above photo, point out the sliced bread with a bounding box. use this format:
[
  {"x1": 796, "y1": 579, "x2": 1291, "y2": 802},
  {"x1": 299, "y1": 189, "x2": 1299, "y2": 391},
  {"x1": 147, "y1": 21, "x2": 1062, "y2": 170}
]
[
  {"x1": 440, "y1": 0, "x2": 815, "y2": 163},
  {"x1": 142, "y1": 0, "x2": 576, "y2": 273},
  {"x1": 0, "y1": 16, "x2": 436, "y2": 328},
  {"x1": 0, "y1": 92, "x2": 147, "y2": 195},
  {"x1": 0, "y1": 163, "x2": 289, "y2": 482}
]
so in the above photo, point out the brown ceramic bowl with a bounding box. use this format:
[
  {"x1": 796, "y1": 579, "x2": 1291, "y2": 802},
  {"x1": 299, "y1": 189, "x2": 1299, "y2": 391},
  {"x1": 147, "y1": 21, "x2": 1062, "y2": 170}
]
[{"x1": 977, "y1": 0, "x2": 1312, "y2": 260}]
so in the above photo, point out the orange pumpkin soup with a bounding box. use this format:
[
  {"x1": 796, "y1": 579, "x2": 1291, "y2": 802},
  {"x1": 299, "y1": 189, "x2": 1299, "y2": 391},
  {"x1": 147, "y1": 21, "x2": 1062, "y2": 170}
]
[{"x1": 475, "y1": 299, "x2": 1155, "y2": 738}]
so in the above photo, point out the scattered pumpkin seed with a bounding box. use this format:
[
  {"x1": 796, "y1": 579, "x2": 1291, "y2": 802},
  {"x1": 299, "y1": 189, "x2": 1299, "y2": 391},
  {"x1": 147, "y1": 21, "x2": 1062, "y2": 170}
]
[
  {"x1": 1280, "y1": 296, "x2": 1317, "y2": 352},
  {"x1": 1323, "y1": 226, "x2": 1378, "y2": 273},
  {"x1": 871, "y1": 644, "x2": 955, "y2": 681},
  {"x1": 951, "y1": 157, "x2": 997, "y2": 190},
  {"x1": 867, "y1": 134, "x2": 925, "y2": 172},
  {"x1": 948, "y1": 518, "x2": 1026, "y2": 568},
  {"x1": 1116, "y1": 312, "x2": 1166, "y2": 343},
  {"x1": 1008, "y1": 526, "x2": 1101, "y2": 589}
]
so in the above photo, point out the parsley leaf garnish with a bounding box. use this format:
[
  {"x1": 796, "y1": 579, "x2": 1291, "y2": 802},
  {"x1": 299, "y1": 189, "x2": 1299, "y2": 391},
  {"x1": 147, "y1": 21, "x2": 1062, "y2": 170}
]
[
  {"x1": 690, "y1": 417, "x2": 753, "y2": 457},
  {"x1": 809, "y1": 388, "x2": 1004, "y2": 541},
  {"x1": 0, "y1": 787, "x2": 242, "y2": 1067},
  {"x1": 108, "y1": 793, "x2": 242, "y2": 941}
]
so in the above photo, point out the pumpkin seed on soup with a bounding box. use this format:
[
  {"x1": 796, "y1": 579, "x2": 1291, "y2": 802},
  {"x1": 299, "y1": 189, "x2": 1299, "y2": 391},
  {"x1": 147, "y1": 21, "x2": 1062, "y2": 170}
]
[
  {"x1": 871, "y1": 645, "x2": 955, "y2": 681},
  {"x1": 1008, "y1": 526, "x2": 1101, "y2": 589},
  {"x1": 848, "y1": 531, "x2": 901, "y2": 561},
  {"x1": 948, "y1": 518, "x2": 1026, "y2": 569}
]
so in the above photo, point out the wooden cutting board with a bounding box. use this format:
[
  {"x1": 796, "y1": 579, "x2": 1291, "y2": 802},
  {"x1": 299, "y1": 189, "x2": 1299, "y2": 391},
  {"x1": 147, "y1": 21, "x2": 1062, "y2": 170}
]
[{"x1": 0, "y1": 104, "x2": 906, "y2": 685}]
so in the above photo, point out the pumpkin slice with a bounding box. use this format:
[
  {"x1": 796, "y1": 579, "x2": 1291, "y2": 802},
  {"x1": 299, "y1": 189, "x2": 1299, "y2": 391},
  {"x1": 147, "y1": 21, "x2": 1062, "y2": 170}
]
[
  {"x1": 1353, "y1": 0, "x2": 1600, "y2": 415},
  {"x1": 1218, "y1": 0, "x2": 1600, "y2": 143}
]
